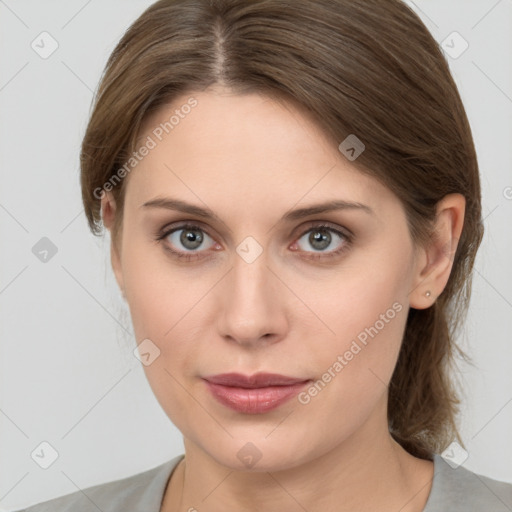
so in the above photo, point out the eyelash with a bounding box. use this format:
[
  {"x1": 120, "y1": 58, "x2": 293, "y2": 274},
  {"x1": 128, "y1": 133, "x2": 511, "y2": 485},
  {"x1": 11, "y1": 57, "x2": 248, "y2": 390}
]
[{"x1": 155, "y1": 222, "x2": 353, "y2": 262}]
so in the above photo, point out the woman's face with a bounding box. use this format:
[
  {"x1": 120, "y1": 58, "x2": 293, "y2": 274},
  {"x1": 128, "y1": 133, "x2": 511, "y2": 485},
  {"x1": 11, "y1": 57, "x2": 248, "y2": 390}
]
[{"x1": 107, "y1": 87, "x2": 426, "y2": 471}]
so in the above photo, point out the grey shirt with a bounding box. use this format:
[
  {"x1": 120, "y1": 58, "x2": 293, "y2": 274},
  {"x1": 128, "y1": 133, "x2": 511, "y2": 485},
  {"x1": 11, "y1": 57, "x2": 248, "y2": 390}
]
[{"x1": 13, "y1": 453, "x2": 512, "y2": 511}]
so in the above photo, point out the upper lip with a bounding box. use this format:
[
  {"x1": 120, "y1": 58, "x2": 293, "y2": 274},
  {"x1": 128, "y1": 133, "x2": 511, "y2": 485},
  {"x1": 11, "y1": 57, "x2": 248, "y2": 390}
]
[{"x1": 203, "y1": 372, "x2": 310, "y2": 388}]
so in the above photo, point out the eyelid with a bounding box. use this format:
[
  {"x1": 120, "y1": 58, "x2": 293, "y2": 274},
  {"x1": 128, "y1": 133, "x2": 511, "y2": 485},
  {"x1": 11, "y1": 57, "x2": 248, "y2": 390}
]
[
  {"x1": 156, "y1": 219, "x2": 214, "y2": 239},
  {"x1": 292, "y1": 220, "x2": 353, "y2": 241}
]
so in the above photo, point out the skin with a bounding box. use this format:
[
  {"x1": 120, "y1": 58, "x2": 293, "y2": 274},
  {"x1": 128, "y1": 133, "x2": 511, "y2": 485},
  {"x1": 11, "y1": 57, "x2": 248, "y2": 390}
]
[{"x1": 101, "y1": 85, "x2": 465, "y2": 512}]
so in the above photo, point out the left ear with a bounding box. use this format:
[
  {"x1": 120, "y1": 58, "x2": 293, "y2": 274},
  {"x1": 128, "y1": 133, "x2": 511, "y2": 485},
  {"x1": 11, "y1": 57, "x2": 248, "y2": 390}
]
[{"x1": 409, "y1": 193, "x2": 466, "y2": 309}]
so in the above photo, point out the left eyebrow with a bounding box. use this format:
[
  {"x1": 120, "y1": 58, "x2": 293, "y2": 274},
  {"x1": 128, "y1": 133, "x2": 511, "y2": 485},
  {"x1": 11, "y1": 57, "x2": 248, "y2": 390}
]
[
  {"x1": 140, "y1": 197, "x2": 374, "y2": 223},
  {"x1": 281, "y1": 199, "x2": 374, "y2": 221}
]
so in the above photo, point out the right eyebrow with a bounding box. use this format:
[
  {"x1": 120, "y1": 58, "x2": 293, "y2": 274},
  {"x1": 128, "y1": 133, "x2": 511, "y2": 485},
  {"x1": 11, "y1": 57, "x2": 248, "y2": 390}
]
[{"x1": 141, "y1": 197, "x2": 222, "y2": 222}]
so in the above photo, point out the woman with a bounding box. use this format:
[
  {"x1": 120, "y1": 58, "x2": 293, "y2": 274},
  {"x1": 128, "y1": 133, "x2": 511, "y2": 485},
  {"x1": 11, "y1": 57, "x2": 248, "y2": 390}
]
[{"x1": 16, "y1": 0, "x2": 512, "y2": 510}]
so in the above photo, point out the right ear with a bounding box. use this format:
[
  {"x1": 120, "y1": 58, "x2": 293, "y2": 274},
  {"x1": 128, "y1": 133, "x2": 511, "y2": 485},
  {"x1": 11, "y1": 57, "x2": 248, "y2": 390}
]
[{"x1": 100, "y1": 192, "x2": 125, "y2": 298}]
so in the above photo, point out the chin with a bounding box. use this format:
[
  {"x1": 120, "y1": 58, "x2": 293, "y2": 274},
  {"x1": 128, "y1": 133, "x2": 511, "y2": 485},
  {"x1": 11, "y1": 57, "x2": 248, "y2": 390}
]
[{"x1": 192, "y1": 433, "x2": 317, "y2": 473}]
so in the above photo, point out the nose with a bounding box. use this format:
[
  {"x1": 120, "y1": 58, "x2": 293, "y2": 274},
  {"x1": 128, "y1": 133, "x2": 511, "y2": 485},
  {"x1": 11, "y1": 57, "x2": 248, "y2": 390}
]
[{"x1": 215, "y1": 249, "x2": 289, "y2": 348}]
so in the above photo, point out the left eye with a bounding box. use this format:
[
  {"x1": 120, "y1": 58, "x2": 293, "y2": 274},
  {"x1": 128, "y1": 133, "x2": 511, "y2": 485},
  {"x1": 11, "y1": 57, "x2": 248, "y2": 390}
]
[{"x1": 294, "y1": 225, "x2": 348, "y2": 254}]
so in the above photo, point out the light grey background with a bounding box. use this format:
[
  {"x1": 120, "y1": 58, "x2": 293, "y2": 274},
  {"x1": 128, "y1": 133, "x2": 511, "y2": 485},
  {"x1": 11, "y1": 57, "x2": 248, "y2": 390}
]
[{"x1": 1, "y1": 0, "x2": 511, "y2": 510}]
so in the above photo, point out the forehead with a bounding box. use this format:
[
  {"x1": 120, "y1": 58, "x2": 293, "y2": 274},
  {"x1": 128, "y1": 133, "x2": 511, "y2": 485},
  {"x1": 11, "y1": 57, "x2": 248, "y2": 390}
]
[
  {"x1": 124, "y1": 89, "x2": 395, "y2": 219},
  {"x1": 138, "y1": 88, "x2": 333, "y2": 162}
]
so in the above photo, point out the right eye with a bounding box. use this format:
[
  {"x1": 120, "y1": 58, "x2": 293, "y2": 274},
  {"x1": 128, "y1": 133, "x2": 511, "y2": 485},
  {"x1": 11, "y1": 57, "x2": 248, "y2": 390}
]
[{"x1": 157, "y1": 223, "x2": 219, "y2": 261}]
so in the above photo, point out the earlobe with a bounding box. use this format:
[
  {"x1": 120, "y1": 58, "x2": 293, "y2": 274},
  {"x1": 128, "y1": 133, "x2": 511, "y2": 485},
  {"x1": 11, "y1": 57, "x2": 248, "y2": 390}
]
[
  {"x1": 409, "y1": 193, "x2": 465, "y2": 309},
  {"x1": 100, "y1": 193, "x2": 126, "y2": 298}
]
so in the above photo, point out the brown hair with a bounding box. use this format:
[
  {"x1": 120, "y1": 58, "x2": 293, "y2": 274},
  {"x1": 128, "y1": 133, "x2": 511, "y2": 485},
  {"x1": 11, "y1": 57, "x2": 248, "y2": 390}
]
[{"x1": 80, "y1": 0, "x2": 484, "y2": 459}]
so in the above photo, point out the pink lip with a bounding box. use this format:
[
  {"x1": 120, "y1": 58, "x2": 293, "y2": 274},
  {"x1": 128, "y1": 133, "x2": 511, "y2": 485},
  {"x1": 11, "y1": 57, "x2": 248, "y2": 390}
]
[{"x1": 203, "y1": 372, "x2": 311, "y2": 414}]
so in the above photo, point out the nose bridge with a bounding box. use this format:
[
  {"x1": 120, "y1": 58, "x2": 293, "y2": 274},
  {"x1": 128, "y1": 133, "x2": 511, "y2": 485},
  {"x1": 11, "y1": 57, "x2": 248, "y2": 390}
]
[
  {"x1": 232, "y1": 245, "x2": 271, "y2": 304},
  {"x1": 217, "y1": 239, "x2": 287, "y2": 345}
]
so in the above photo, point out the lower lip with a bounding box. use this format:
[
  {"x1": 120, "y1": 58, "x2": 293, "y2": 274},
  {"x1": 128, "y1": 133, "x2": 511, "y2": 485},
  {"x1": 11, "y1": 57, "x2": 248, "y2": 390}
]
[{"x1": 204, "y1": 380, "x2": 311, "y2": 414}]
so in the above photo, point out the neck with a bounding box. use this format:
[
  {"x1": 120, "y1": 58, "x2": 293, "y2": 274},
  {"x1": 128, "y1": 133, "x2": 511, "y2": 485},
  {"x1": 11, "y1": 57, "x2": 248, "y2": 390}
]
[{"x1": 161, "y1": 413, "x2": 433, "y2": 512}]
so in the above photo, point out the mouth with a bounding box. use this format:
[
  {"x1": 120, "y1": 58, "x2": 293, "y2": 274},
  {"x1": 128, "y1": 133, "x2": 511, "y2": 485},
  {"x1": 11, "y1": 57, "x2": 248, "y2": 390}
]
[{"x1": 202, "y1": 372, "x2": 312, "y2": 414}]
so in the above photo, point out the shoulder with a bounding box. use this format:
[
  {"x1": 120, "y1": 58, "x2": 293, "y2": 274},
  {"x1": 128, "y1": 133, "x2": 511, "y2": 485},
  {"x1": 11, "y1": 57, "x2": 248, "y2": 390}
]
[
  {"x1": 425, "y1": 454, "x2": 512, "y2": 511},
  {"x1": 12, "y1": 454, "x2": 184, "y2": 512}
]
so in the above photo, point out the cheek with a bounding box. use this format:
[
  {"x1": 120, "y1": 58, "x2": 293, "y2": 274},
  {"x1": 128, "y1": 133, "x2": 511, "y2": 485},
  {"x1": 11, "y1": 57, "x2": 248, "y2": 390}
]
[
  {"x1": 121, "y1": 243, "x2": 204, "y2": 430},
  {"x1": 121, "y1": 239, "x2": 210, "y2": 384},
  {"x1": 290, "y1": 280, "x2": 407, "y2": 445},
  {"x1": 295, "y1": 249, "x2": 412, "y2": 396},
  {"x1": 121, "y1": 235, "x2": 191, "y2": 338}
]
